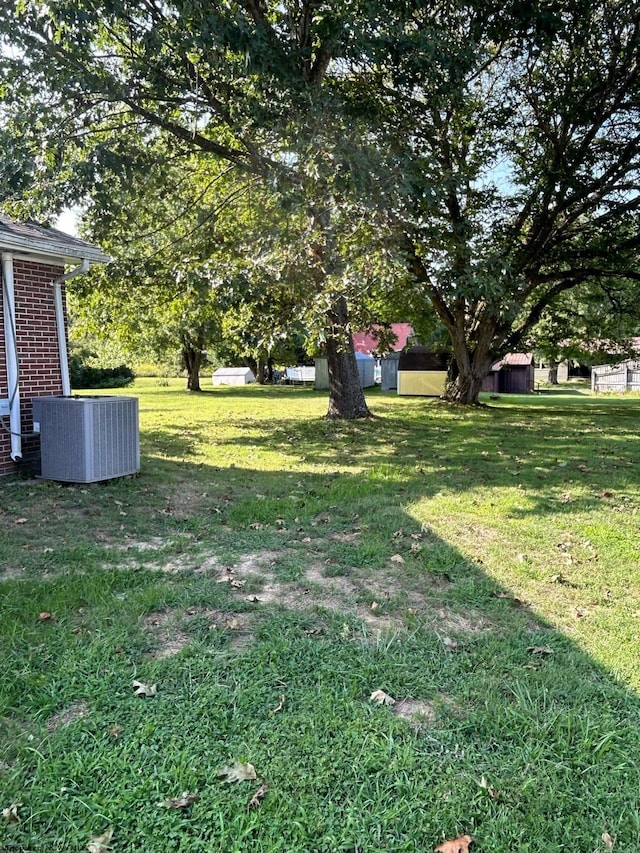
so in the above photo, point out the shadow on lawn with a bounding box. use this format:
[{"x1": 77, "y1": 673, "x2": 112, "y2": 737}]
[
  {"x1": 143, "y1": 395, "x2": 640, "y2": 524},
  {"x1": 2, "y1": 398, "x2": 640, "y2": 850}
]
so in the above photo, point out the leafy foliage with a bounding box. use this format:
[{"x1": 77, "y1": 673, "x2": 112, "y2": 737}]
[
  {"x1": 68, "y1": 351, "x2": 134, "y2": 390},
  {"x1": 2, "y1": 1, "x2": 640, "y2": 405}
]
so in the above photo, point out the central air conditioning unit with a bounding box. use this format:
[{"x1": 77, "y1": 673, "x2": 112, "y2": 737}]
[{"x1": 32, "y1": 395, "x2": 140, "y2": 483}]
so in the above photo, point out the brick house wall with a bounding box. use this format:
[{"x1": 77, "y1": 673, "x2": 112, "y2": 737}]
[{"x1": 0, "y1": 259, "x2": 67, "y2": 476}]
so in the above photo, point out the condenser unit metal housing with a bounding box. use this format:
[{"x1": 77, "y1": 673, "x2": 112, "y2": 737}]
[{"x1": 32, "y1": 395, "x2": 139, "y2": 483}]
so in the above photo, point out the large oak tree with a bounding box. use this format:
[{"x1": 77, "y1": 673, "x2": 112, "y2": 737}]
[
  {"x1": 370, "y1": 2, "x2": 640, "y2": 401},
  {"x1": 0, "y1": 0, "x2": 388, "y2": 416}
]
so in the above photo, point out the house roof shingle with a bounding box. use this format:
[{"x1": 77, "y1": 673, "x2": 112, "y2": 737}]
[{"x1": 0, "y1": 214, "x2": 109, "y2": 265}]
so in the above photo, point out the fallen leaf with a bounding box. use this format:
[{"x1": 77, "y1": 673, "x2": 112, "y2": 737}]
[
  {"x1": 273, "y1": 694, "x2": 286, "y2": 713},
  {"x1": 15, "y1": 518, "x2": 27, "y2": 524},
  {"x1": 390, "y1": 554, "x2": 405, "y2": 564},
  {"x1": 476, "y1": 774, "x2": 500, "y2": 799},
  {"x1": 370, "y1": 601, "x2": 380, "y2": 611},
  {"x1": 108, "y1": 724, "x2": 124, "y2": 738},
  {"x1": 217, "y1": 762, "x2": 257, "y2": 783},
  {"x1": 370, "y1": 689, "x2": 396, "y2": 706},
  {"x1": 158, "y1": 791, "x2": 199, "y2": 809},
  {"x1": 442, "y1": 637, "x2": 458, "y2": 652},
  {"x1": 527, "y1": 645, "x2": 553, "y2": 656},
  {"x1": 87, "y1": 828, "x2": 114, "y2": 853},
  {"x1": 38, "y1": 611, "x2": 54, "y2": 621},
  {"x1": 247, "y1": 780, "x2": 268, "y2": 811},
  {"x1": 132, "y1": 680, "x2": 157, "y2": 698},
  {"x1": 493, "y1": 592, "x2": 523, "y2": 605},
  {"x1": 225, "y1": 618, "x2": 240, "y2": 630},
  {"x1": 435, "y1": 834, "x2": 473, "y2": 853},
  {"x1": 2, "y1": 802, "x2": 21, "y2": 823},
  {"x1": 602, "y1": 831, "x2": 614, "y2": 850}
]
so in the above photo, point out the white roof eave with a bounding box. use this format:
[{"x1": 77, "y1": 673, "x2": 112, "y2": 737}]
[{"x1": 0, "y1": 233, "x2": 110, "y2": 266}]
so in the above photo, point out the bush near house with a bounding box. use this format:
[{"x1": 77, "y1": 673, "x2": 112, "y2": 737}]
[{"x1": 69, "y1": 354, "x2": 135, "y2": 389}]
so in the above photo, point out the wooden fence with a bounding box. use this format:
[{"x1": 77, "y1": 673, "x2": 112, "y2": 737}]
[{"x1": 592, "y1": 361, "x2": 640, "y2": 393}]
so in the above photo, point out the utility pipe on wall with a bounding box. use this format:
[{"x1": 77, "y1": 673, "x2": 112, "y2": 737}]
[
  {"x1": 53, "y1": 259, "x2": 90, "y2": 397},
  {"x1": 1, "y1": 252, "x2": 22, "y2": 460}
]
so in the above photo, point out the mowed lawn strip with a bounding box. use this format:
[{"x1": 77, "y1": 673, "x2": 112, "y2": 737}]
[{"x1": 1, "y1": 379, "x2": 639, "y2": 852}]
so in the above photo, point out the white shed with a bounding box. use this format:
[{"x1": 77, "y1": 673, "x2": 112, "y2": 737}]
[{"x1": 212, "y1": 367, "x2": 255, "y2": 386}]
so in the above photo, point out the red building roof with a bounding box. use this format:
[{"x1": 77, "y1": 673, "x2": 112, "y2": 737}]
[
  {"x1": 489, "y1": 352, "x2": 533, "y2": 371},
  {"x1": 352, "y1": 324, "x2": 414, "y2": 354}
]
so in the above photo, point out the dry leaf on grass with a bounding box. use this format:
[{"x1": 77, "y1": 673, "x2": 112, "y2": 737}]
[
  {"x1": 132, "y1": 680, "x2": 157, "y2": 698},
  {"x1": 87, "y1": 828, "x2": 114, "y2": 853},
  {"x1": 390, "y1": 554, "x2": 405, "y2": 564},
  {"x1": 526, "y1": 645, "x2": 553, "y2": 656},
  {"x1": 476, "y1": 775, "x2": 499, "y2": 799},
  {"x1": 370, "y1": 689, "x2": 396, "y2": 706},
  {"x1": 217, "y1": 762, "x2": 257, "y2": 783},
  {"x1": 2, "y1": 802, "x2": 21, "y2": 823},
  {"x1": 434, "y1": 834, "x2": 473, "y2": 853},
  {"x1": 273, "y1": 694, "x2": 286, "y2": 713},
  {"x1": 442, "y1": 637, "x2": 458, "y2": 652},
  {"x1": 38, "y1": 612, "x2": 54, "y2": 621},
  {"x1": 247, "y1": 781, "x2": 268, "y2": 811},
  {"x1": 602, "y1": 832, "x2": 614, "y2": 850},
  {"x1": 108, "y1": 725, "x2": 124, "y2": 738},
  {"x1": 158, "y1": 791, "x2": 199, "y2": 809}
]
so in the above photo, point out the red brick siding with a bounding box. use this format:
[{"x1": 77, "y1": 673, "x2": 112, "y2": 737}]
[{"x1": 0, "y1": 259, "x2": 67, "y2": 476}]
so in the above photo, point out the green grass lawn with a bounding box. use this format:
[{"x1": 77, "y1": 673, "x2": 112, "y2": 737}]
[{"x1": 1, "y1": 380, "x2": 639, "y2": 852}]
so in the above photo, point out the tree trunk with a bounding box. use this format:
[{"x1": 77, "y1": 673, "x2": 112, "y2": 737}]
[
  {"x1": 445, "y1": 365, "x2": 490, "y2": 404},
  {"x1": 443, "y1": 320, "x2": 495, "y2": 405},
  {"x1": 182, "y1": 342, "x2": 203, "y2": 392},
  {"x1": 325, "y1": 296, "x2": 371, "y2": 419},
  {"x1": 256, "y1": 356, "x2": 266, "y2": 385},
  {"x1": 548, "y1": 359, "x2": 559, "y2": 384}
]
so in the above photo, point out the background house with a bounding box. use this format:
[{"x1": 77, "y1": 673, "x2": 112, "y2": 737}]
[
  {"x1": 0, "y1": 215, "x2": 109, "y2": 476},
  {"x1": 351, "y1": 324, "x2": 414, "y2": 392}
]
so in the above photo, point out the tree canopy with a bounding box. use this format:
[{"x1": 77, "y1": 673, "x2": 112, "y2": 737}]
[{"x1": 2, "y1": 1, "x2": 639, "y2": 405}]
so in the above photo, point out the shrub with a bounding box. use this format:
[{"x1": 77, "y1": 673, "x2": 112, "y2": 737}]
[{"x1": 69, "y1": 355, "x2": 135, "y2": 389}]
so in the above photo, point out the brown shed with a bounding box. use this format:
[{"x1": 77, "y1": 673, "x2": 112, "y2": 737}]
[{"x1": 482, "y1": 353, "x2": 535, "y2": 394}]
